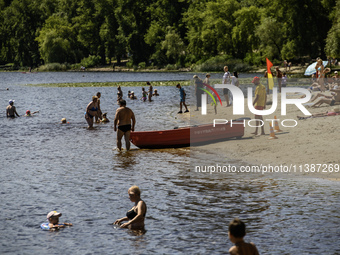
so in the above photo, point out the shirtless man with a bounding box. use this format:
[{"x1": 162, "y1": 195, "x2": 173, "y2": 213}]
[
  {"x1": 6, "y1": 100, "x2": 20, "y2": 118},
  {"x1": 312, "y1": 88, "x2": 340, "y2": 107},
  {"x1": 114, "y1": 100, "x2": 136, "y2": 151}
]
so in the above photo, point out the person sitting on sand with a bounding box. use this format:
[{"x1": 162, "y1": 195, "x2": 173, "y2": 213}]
[
  {"x1": 309, "y1": 82, "x2": 322, "y2": 92},
  {"x1": 152, "y1": 89, "x2": 159, "y2": 96},
  {"x1": 101, "y1": 112, "x2": 110, "y2": 122},
  {"x1": 312, "y1": 88, "x2": 340, "y2": 107},
  {"x1": 6, "y1": 100, "x2": 20, "y2": 118},
  {"x1": 24, "y1": 110, "x2": 39, "y2": 116},
  {"x1": 114, "y1": 185, "x2": 147, "y2": 230},
  {"x1": 310, "y1": 91, "x2": 335, "y2": 102},
  {"x1": 129, "y1": 91, "x2": 137, "y2": 100},
  {"x1": 40, "y1": 211, "x2": 72, "y2": 231},
  {"x1": 228, "y1": 218, "x2": 259, "y2": 255},
  {"x1": 297, "y1": 106, "x2": 340, "y2": 120}
]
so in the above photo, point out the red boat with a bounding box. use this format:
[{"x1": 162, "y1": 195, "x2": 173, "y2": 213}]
[{"x1": 129, "y1": 121, "x2": 244, "y2": 149}]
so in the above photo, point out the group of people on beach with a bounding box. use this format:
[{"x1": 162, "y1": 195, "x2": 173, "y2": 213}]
[{"x1": 307, "y1": 58, "x2": 340, "y2": 108}]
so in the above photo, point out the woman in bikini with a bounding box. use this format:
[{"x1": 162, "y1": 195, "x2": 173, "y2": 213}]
[
  {"x1": 114, "y1": 185, "x2": 147, "y2": 230},
  {"x1": 85, "y1": 96, "x2": 99, "y2": 129}
]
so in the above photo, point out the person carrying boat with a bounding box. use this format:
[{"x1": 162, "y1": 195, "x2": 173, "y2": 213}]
[
  {"x1": 114, "y1": 185, "x2": 147, "y2": 231},
  {"x1": 114, "y1": 99, "x2": 136, "y2": 151}
]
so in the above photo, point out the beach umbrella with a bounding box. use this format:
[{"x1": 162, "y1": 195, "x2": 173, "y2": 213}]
[{"x1": 304, "y1": 61, "x2": 328, "y2": 76}]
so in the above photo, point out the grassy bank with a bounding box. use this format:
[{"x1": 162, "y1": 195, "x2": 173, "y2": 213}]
[{"x1": 28, "y1": 80, "x2": 191, "y2": 87}]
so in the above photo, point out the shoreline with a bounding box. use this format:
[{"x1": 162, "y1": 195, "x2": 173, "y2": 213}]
[
  {"x1": 186, "y1": 92, "x2": 340, "y2": 182},
  {"x1": 1, "y1": 64, "x2": 309, "y2": 74}
]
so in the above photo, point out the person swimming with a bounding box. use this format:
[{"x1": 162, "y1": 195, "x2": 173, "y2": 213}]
[{"x1": 40, "y1": 211, "x2": 72, "y2": 231}]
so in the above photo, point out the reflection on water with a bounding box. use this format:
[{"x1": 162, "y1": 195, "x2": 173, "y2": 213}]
[{"x1": 0, "y1": 73, "x2": 339, "y2": 254}]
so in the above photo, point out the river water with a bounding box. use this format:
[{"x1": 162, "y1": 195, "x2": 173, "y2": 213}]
[{"x1": 0, "y1": 71, "x2": 339, "y2": 255}]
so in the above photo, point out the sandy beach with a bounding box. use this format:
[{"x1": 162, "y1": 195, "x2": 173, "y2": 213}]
[{"x1": 186, "y1": 89, "x2": 340, "y2": 181}]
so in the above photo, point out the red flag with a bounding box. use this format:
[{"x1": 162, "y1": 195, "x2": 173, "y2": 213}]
[{"x1": 266, "y1": 58, "x2": 273, "y2": 74}]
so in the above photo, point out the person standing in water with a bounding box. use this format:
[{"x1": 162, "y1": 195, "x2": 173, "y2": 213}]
[
  {"x1": 95, "y1": 92, "x2": 102, "y2": 123},
  {"x1": 147, "y1": 82, "x2": 153, "y2": 102},
  {"x1": 6, "y1": 100, "x2": 20, "y2": 118},
  {"x1": 114, "y1": 185, "x2": 147, "y2": 230},
  {"x1": 85, "y1": 96, "x2": 99, "y2": 129},
  {"x1": 114, "y1": 99, "x2": 136, "y2": 151}
]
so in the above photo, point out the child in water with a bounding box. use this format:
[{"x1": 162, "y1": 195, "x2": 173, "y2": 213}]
[
  {"x1": 130, "y1": 91, "x2": 137, "y2": 99},
  {"x1": 228, "y1": 218, "x2": 259, "y2": 255},
  {"x1": 40, "y1": 211, "x2": 73, "y2": 231},
  {"x1": 141, "y1": 87, "x2": 147, "y2": 101},
  {"x1": 152, "y1": 89, "x2": 159, "y2": 96},
  {"x1": 24, "y1": 110, "x2": 39, "y2": 116},
  {"x1": 101, "y1": 112, "x2": 110, "y2": 122}
]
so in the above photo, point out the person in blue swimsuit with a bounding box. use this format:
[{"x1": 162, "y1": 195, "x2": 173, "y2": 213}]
[
  {"x1": 114, "y1": 185, "x2": 147, "y2": 230},
  {"x1": 85, "y1": 96, "x2": 99, "y2": 129},
  {"x1": 40, "y1": 211, "x2": 72, "y2": 231}
]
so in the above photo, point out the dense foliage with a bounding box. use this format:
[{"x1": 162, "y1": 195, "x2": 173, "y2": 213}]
[{"x1": 0, "y1": 0, "x2": 339, "y2": 68}]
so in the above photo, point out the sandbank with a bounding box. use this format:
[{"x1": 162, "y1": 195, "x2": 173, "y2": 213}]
[{"x1": 184, "y1": 90, "x2": 340, "y2": 181}]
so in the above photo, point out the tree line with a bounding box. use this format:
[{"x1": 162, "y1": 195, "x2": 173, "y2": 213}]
[{"x1": 0, "y1": 0, "x2": 339, "y2": 69}]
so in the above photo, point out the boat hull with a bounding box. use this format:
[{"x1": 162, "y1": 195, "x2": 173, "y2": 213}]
[{"x1": 129, "y1": 123, "x2": 244, "y2": 149}]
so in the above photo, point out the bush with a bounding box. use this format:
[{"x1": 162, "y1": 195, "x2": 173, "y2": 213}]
[
  {"x1": 193, "y1": 55, "x2": 251, "y2": 72},
  {"x1": 138, "y1": 62, "x2": 146, "y2": 69},
  {"x1": 37, "y1": 63, "x2": 69, "y2": 71},
  {"x1": 243, "y1": 52, "x2": 262, "y2": 66},
  {"x1": 80, "y1": 55, "x2": 101, "y2": 68},
  {"x1": 126, "y1": 61, "x2": 133, "y2": 68},
  {"x1": 165, "y1": 64, "x2": 179, "y2": 70}
]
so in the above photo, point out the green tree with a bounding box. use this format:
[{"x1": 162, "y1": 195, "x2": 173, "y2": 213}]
[
  {"x1": 36, "y1": 14, "x2": 75, "y2": 63},
  {"x1": 255, "y1": 17, "x2": 284, "y2": 60},
  {"x1": 232, "y1": 6, "x2": 262, "y2": 59},
  {"x1": 184, "y1": 0, "x2": 240, "y2": 60},
  {"x1": 0, "y1": 0, "x2": 44, "y2": 66},
  {"x1": 161, "y1": 27, "x2": 185, "y2": 64},
  {"x1": 115, "y1": 0, "x2": 153, "y2": 65},
  {"x1": 325, "y1": 0, "x2": 340, "y2": 57}
]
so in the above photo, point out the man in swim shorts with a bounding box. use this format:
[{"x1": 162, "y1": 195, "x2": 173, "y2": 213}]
[{"x1": 114, "y1": 99, "x2": 136, "y2": 151}]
